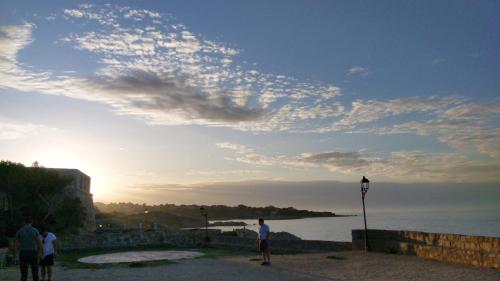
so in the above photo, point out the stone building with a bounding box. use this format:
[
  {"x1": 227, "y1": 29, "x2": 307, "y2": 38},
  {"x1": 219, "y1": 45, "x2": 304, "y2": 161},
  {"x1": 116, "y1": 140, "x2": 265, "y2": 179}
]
[{"x1": 50, "y1": 168, "x2": 96, "y2": 232}]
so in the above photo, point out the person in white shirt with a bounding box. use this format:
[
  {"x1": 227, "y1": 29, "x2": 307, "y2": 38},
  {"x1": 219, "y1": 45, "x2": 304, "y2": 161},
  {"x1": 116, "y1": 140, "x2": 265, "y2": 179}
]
[
  {"x1": 257, "y1": 218, "x2": 271, "y2": 266},
  {"x1": 39, "y1": 227, "x2": 57, "y2": 281}
]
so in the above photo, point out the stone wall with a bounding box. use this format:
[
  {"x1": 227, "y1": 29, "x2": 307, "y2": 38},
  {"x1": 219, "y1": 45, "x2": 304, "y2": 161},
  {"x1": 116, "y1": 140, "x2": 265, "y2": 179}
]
[
  {"x1": 59, "y1": 229, "x2": 351, "y2": 254},
  {"x1": 211, "y1": 236, "x2": 352, "y2": 253},
  {"x1": 59, "y1": 229, "x2": 214, "y2": 250},
  {"x1": 352, "y1": 229, "x2": 499, "y2": 268}
]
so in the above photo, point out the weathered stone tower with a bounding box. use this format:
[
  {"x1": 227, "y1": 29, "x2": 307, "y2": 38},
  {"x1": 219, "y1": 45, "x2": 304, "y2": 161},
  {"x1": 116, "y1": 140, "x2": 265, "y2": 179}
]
[{"x1": 51, "y1": 168, "x2": 96, "y2": 232}]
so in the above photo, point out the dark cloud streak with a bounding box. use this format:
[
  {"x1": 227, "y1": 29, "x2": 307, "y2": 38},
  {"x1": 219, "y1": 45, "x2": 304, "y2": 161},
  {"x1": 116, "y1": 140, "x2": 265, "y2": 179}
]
[{"x1": 89, "y1": 71, "x2": 268, "y2": 123}]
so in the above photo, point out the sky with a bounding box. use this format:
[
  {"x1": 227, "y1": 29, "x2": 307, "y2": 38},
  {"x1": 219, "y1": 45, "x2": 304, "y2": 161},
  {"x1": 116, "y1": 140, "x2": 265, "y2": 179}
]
[{"x1": 0, "y1": 1, "x2": 499, "y2": 205}]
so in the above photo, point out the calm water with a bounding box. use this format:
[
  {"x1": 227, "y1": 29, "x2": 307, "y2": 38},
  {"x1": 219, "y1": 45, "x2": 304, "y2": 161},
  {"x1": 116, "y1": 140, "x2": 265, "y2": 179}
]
[{"x1": 211, "y1": 209, "x2": 500, "y2": 241}]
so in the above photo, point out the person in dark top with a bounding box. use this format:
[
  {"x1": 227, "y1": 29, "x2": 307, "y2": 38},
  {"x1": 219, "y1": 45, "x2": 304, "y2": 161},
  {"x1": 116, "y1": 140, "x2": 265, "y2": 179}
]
[
  {"x1": 257, "y1": 218, "x2": 271, "y2": 266},
  {"x1": 13, "y1": 217, "x2": 43, "y2": 281}
]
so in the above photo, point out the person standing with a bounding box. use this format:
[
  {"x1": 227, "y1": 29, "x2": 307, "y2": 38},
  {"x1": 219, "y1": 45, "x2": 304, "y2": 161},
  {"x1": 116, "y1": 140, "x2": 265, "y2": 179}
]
[
  {"x1": 257, "y1": 218, "x2": 271, "y2": 266},
  {"x1": 14, "y1": 217, "x2": 43, "y2": 281},
  {"x1": 39, "y1": 227, "x2": 57, "y2": 281}
]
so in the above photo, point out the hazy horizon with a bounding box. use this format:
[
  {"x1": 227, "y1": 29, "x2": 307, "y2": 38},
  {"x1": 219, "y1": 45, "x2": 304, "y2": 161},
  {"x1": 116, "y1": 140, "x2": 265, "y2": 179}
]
[
  {"x1": 92, "y1": 180, "x2": 500, "y2": 214},
  {"x1": 1, "y1": 1, "x2": 498, "y2": 205}
]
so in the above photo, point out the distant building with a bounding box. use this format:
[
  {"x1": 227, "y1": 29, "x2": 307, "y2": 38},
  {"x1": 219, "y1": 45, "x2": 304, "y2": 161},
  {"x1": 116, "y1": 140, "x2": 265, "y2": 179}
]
[{"x1": 48, "y1": 168, "x2": 96, "y2": 232}]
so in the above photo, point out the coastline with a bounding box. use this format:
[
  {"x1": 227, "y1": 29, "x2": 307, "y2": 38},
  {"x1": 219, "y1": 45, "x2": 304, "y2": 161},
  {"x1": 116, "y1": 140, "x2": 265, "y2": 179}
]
[
  {"x1": 208, "y1": 210, "x2": 500, "y2": 242},
  {"x1": 210, "y1": 214, "x2": 358, "y2": 226}
]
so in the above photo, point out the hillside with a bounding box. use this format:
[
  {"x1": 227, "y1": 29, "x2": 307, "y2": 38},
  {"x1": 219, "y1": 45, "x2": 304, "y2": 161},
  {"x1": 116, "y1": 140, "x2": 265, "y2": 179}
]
[{"x1": 94, "y1": 202, "x2": 337, "y2": 227}]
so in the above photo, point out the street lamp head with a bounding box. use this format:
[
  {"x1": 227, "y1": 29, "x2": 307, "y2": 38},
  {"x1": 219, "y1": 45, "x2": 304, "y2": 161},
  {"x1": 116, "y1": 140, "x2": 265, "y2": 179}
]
[
  {"x1": 360, "y1": 176, "x2": 370, "y2": 197},
  {"x1": 361, "y1": 176, "x2": 370, "y2": 184}
]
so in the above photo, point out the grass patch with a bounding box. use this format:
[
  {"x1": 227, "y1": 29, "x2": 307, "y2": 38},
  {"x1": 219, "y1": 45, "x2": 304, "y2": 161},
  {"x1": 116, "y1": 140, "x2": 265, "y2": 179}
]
[
  {"x1": 194, "y1": 247, "x2": 255, "y2": 259},
  {"x1": 58, "y1": 245, "x2": 254, "y2": 269},
  {"x1": 127, "y1": 259, "x2": 176, "y2": 268},
  {"x1": 384, "y1": 248, "x2": 399, "y2": 254},
  {"x1": 326, "y1": 255, "x2": 346, "y2": 260}
]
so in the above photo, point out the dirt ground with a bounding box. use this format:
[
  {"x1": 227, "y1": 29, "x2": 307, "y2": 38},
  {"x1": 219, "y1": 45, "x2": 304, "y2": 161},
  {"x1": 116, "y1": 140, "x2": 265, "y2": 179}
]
[{"x1": 1, "y1": 251, "x2": 498, "y2": 281}]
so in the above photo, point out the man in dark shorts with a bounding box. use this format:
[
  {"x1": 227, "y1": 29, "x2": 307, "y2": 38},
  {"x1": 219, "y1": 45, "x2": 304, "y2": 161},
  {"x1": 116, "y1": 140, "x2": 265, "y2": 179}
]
[
  {"x1": 39, "y1": 226, "x2": 57, "y2": 281},
  {"x1": 257, "y1": 218, "x2": 271, "y2": 266},
  {"x1": 14, "y1": 217, "x2": 43, "y2": 281}
]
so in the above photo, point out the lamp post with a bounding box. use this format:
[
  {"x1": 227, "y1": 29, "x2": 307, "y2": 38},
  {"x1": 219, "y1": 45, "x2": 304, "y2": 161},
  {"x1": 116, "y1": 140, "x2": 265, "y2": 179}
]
[
  {"x1": 199, "y1": 207, "x2": 209, "y2": 242},
  {"x1": 0, "y1": 193, "x2": 9, "y2": 246},
  {"x1": 144, "y1": 208, "x2": 149, "y2": 231},
  {"x1": 0, "y1": 194, "x2": 9, "y2": 213},
  {"x1": 360, "y1": 176, "x2": 370, "y2": 252}
]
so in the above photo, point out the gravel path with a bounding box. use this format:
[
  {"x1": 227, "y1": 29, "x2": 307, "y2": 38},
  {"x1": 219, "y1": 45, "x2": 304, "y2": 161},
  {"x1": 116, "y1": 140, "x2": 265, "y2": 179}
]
[
  {"x1": 1, "y1": 251, "x2": 498, "y2": 281},
  {"x1": 231, "y1": 251, "x2": 500, "y2": 281},
  {"x1": 0, "y1": 258, "x2": 308, "y2": 281}
]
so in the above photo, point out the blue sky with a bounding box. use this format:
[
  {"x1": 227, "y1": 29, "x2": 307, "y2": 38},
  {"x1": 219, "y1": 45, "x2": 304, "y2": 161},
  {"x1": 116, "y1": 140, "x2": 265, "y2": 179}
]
[{"x1": 0, "y1": 1, "x2": 498, "y2": 203}]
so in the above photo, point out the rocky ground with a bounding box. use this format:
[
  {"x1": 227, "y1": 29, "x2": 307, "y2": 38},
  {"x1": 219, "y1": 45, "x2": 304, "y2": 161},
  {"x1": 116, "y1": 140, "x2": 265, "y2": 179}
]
[{"x1": 1, "y1": 251, "x2": 498, "y2": 281}]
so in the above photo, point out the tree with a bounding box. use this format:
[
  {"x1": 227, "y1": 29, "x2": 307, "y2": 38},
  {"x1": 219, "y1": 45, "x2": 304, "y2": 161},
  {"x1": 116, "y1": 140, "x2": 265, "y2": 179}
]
[{"x1": 0, "y1": 161, "x2": 86, "y2": 244}]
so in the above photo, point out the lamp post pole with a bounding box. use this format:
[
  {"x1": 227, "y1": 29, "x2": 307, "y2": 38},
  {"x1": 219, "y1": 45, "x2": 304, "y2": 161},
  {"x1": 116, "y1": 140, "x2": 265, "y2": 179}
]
[
  {"x1": 360, "y1": 176, "x2": 370, "y2": 252},
  {"x1": 200, "y1": 207, "x2": 209, "y2": 242},
  {"x1": 0, "y1": 195, "x2": 9, "y2": 247},
  {"x1": 144, "y1": 208, "x2": 149, "y2": 231}
]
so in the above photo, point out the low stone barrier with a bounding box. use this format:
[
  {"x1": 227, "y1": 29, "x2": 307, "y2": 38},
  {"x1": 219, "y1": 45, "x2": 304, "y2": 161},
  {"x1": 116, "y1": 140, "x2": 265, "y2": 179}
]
[
  {"x1": 211, "y1": 236, "x2": 352, "y2": 253},
  {"x1": 59, "y1": 229, "x2": 351, "y2": 254},
  {"x1": 352, "y1": 229, "x2": 499, "y2": 268},
  {"x1": 59, "y1": 229, "x2": 215, "y2": 250}
]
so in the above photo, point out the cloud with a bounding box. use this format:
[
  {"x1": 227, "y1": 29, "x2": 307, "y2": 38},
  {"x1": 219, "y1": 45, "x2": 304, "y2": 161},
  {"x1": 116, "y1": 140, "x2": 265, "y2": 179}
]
[
  {"x1": 0, "y1": 120, "x2": 55, "y2": 140},
  {"x1": 216, "y1": 142, "x2": 253, "y2": 153},
  {"x1": 0, "y1": 22, "x2": 265, "y2": 126},
  {"x1": 85, "y1": 72, "x2": 267, "y2": 124},
  {"x1": 0, "y1": 5, "x2": 343, "y2": 132},
  {"x1": 297, "y1": 151, "x2": 372, "y2": 171},
  {"x1": 123, "y1": 9, "x2": 161, "y2": 21},
  {"x1": 348, "y1": 66, "x2": 369, "y2": 76},
  {"x1": 185, "y1": 169, "x2": 267, "y2": 179},
  {"x1": 0, "y1": 22, "x2": 34, "y2": 63},
  {"x1": 218, "y1": 143, "x2": 500, "y2": 182},
  {"x1": 64, "y1": 9, "x2": 85, "y2": 18},
  {"x1": 318, "y1": 96, "x2": 465, "y2": 132},
  {"x1": 0, "y1": 4, "x2": 498, "y2": 165},
  {"x1": 348, "y1": 102, "x2": 500, "y2": 157},
  {"x1": 131, "y1": 183, "x2": 192, "y2": 191},
  {"x1": 431, "y1": 58, "x2": 446, "y2": 65}
]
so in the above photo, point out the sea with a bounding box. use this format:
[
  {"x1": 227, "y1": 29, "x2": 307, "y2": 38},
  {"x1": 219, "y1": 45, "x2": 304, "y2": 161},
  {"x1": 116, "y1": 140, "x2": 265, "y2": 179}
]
[
  {"x1": 210, "y1": 208, "x2": 500, "y2": 242},
  {"x1": 140, "y1": 180, "x2": 500, "y2": 241}
]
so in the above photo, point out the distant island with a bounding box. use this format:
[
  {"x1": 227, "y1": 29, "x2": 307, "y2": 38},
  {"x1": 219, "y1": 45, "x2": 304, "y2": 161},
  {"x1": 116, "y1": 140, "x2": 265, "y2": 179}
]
[{"x1": 94, "y1": 202, "x2": 352, "y2": 228}]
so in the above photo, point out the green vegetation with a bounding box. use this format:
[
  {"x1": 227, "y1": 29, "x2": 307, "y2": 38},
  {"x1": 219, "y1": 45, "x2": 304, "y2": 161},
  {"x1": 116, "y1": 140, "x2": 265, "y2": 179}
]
[
  {"x1": 0, "y1": 161, "x2": 86, "y2": 246},
  {"x1": 95, "y1": 202, "x2": 336, "y2": 228},
  {"x1": 127, "y1": 260, "x2": 176, "y2": 268},
  {"x1": 326, "y1": 255, "x2": 346, "y2": 260}
]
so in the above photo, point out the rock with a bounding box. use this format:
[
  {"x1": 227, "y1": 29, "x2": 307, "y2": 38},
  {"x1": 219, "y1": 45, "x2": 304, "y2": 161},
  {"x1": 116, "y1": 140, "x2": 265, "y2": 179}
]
[
  {"x1": 232, "y1": 228, "x2": 301, "y2": 240},
  {"x1": 272, "y1": 231, "x2": 301, "y2": 240}
]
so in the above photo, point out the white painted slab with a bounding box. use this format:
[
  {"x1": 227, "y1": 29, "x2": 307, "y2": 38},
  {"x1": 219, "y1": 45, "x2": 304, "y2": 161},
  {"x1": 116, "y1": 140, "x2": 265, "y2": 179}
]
[{"x1": 78, "y1": 250, "x2": 204, "y2": 264}]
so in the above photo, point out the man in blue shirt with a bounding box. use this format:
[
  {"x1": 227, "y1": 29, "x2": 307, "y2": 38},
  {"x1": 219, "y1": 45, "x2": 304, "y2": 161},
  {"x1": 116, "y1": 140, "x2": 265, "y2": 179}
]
[
  {"x1": 257, "y1": 218, "x2": 271, "y2": 266},
  {"x1": 14, "y1": 217, "x2": 43, "y2": 281}
]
